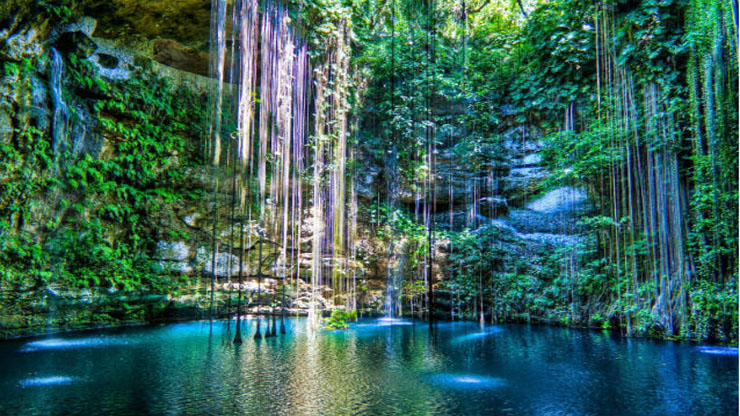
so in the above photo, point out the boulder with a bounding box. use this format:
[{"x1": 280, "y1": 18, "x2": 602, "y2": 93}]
[{"x1": 517, "y1": 153, "x2": 542, "y2": 167}]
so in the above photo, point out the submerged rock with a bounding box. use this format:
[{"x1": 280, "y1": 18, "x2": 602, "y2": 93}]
[
  {"x1": 19, "y1": 376, "x2": 78, "y2": 387},
  {"x1": 425, "y1": 373, "x2": 506, "y2": 390}
]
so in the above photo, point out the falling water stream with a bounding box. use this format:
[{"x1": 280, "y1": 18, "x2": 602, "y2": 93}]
[{"x1": 50, "y1": 47, "x2": 68, "y2": 154}]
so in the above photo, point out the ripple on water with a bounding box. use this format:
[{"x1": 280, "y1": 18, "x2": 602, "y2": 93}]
[
  {"x1": 21, "y1": 337, "x2": 129, "y2": 352},
  {"x1": 426, "y1": 373, "x2": 506, "y2": 390},
  {"x1": 696, "y1": 346, "x2": 739, "y2": 356},
  {"x1": 19, "y1": 376, "x2": 77, "y2": 387}
]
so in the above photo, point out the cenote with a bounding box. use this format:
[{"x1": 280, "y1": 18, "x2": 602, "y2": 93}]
[
  {"x1": 1, "y1": 0, "x2": 738, "y2": 414},
  {"x1": 0, "y1": 319, "x2": 737, "y2": 416}
]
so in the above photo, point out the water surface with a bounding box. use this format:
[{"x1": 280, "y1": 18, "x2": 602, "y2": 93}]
[{"x1": 0, "y1": 318, "x2": 736, "y2": 415}]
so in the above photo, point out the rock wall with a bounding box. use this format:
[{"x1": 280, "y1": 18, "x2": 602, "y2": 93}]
[
  {"x1": 0, "y1": 2, "x2": 590, "y2": 337},
  {"x1": 353, "y1": 92, "x2": 591, "y2": 319},
  {"x1": 0, "y1": 6, "x2": 390, "y2": 339}
]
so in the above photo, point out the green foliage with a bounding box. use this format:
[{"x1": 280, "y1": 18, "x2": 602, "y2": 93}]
[
  {"x1": 443, "y1": 227, "x2": 533, "y2": 320},
  {"x1": 0, "y1": 221, "x2": 51, "y2": 287},
  {"x1": 689, "y1": 280, "x2": 738, "y2": 343},
  {"x1": 53, "y1": 66, "x2": 205, "y2": 291},
  {"x1": 526, "y1": 0, "x2": 737, "y2": 343},
  {"x1": 286, "y1": 0, "x2": 353, "y2": 56},
  {"x1": 510, "y1": 0, "x2": 595, "y2": 121},
  {"x1": 354, "y1": 0, "x2": 469, "y2": 191},
  {"x1": 0, "y1": 126, "x2": 54, "y2": 223},
  {"x1": 47, "y1": 218, "x2": 153, "y2": 290},
  {"x1": 34, "y1": 0, "x2": 77, "y2": 24},
  {"x1": 367, "y1": 202, "x2": 428, "y2": 274},
  {"x1": 0, "y1": 50, "x2": 206, "y2": 293},
  {"x1": 324, "y1": 309, "x2": 357, "y2": 330},
  {"x1": 591, "y1": 313, "x2": 611, "y2": 329}
]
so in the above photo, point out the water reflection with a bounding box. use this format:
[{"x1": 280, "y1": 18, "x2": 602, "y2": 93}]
[{"x1": 0, "y1": 319, "x2": 736, "y2": 416}]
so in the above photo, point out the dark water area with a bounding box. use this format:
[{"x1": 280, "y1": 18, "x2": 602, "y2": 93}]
[{"x1": 0, "y1": 318, "x2": 736, "y2": 415}]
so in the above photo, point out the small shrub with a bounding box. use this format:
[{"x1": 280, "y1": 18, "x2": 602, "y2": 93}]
[{"x1": 324, "y1": 309, "x2": 356, "y2": 330}]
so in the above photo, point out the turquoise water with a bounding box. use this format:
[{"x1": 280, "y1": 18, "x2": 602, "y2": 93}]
[{"x1": 0, "y1": 318, "x2": 736, "y2": 415}]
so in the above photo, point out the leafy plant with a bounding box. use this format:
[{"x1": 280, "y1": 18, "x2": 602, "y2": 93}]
[{"x1": 324, "y1": 309, "x2": 357, "y2": 330}]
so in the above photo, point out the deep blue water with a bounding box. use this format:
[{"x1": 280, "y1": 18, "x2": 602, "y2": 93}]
[{"x1": 0, "y1": 318, "x2": 736, "y2": 415}]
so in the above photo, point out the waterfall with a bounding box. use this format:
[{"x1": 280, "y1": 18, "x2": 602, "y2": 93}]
[
  {"x1": 207, "y1": 0, "x2": 354, "y2": 333},
  {"x1": 385, "y1": 251, "x2": 406, "y2": 318},
  {"x1": 383, "y1": 144, "x2": 402, "y2": 318},
  {"x1": 50, "y1": 47, "x2": 68, "y2": 154}
]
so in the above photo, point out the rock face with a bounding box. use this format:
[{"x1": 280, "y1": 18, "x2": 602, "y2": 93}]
[
  {"x1": 153, "y1": 39, "x2": 208, "y2": 76},
  {"x1": 0, "y1": 9, "x2": 235, "y2": 339},
  {"x1": 6, "y1": 27, "x2": 44, "y2": 60},
  {"x1": 0, "y1": 108, "x2": 13, "y2": 142},
  {"x1": 0, "y1": 1, "x2": 594, "y2": 335},
  {"x1": 500, "y1": 187, "x2": 589, "y2": 247},
  {"x1": 352, "y1": 92, "x2": 593, "y2": 317},
  {"x1": 526, "y1": 186, "x2": 587, "y2": 214},
  {"x1": 82, "y1": 0, "x2": 211, "y2": 46},
  {"x1": 0, "y1": 285, "x2": 190, "y2": 340},
  {"x1": 89, "y1": 37, "x2": 135, "y2": 80},
  {"x1": 156, "y1": 241, "x2": 193, "y2": 274}
]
